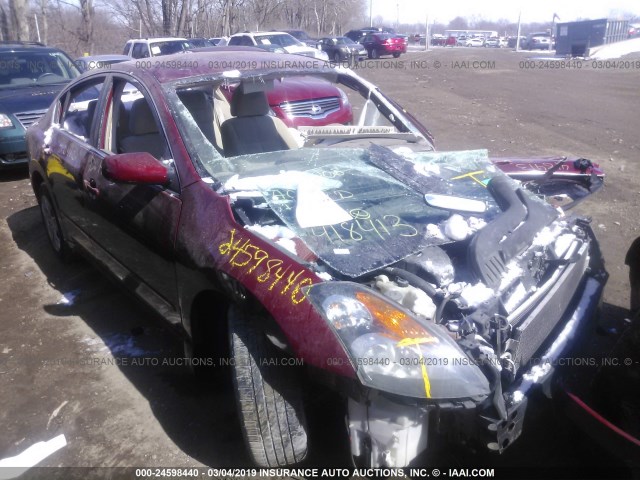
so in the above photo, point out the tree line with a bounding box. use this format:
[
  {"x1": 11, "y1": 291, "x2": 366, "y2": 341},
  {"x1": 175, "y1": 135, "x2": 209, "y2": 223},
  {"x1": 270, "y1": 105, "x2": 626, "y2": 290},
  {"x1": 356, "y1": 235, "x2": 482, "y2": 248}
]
[
  {"x1": 0, "y1": 0, "x2": 366, "y2": 56},
  {"x1": 1, "y1": 0, "x2": 636, "y2": 57}
]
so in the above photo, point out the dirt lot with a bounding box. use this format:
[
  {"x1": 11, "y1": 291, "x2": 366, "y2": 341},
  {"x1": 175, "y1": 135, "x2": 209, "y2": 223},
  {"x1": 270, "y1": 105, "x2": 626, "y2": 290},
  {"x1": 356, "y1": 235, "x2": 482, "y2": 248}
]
[{"x1": 0, "y1": 47, "x2": 639, "y2": 478}]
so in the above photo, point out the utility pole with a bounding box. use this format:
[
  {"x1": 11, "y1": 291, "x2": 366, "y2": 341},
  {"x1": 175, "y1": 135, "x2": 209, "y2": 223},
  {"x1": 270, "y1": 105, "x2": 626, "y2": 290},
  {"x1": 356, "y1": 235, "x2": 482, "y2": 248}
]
[
  {"x1": 369, "y1": 0, "x2": 373, "y2": 27},
  {"x1": 516, "y1": 10, "x2": 522, "y2": 51},
  {"x1": 425, "y1": 14, "x2": 429, "y2": 51},
  {"x1": 34, "y1": 14, "x2": 40, "y2": 42}
]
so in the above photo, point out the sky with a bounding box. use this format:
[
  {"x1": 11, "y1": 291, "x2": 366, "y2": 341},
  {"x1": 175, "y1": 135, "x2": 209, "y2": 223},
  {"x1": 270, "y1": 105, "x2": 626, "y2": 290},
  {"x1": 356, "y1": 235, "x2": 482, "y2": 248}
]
[{"x1": 372, "y1": 0, "x2": 640, "y2": 25}]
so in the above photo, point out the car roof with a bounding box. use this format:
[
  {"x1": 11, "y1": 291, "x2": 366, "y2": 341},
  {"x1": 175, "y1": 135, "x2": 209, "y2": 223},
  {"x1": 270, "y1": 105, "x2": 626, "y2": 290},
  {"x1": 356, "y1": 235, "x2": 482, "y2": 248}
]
[
  {"x1": 76, "y1": 54, "x2": 130, "y2": 62},
  {"x1": 0, "y1": 42, "x2": 64, "y2": 53},
  {"x1": 101, "y1": 49, "x2": 332, "y2": 84},
  {"x1": 252, "y1": 31, "x2": 290, "y2": 36},
  {"x1": 126, "y1": 37, "x2": 188, "y2": 43}
]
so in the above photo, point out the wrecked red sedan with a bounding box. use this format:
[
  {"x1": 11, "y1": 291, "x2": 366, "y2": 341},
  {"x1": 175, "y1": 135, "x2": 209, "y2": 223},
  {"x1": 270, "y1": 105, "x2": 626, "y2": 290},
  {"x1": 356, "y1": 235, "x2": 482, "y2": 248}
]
[{"x1": 27, "y1": 49, "x2": 607, "y2": 467}]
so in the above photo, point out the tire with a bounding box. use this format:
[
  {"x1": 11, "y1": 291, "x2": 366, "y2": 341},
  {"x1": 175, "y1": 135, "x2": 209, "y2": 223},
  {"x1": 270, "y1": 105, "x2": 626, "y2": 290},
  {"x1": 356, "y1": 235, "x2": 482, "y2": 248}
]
[
  {"x1": 367, "y1": 48, "x2": 373, "y2": 59},
  {"x1": 38, "y1": 184, "x2": 71, "y2": 261},
  {"x1": 333, "y1": 52, "x2": 341, "y2": 63},
  {"x1": 392, "y1": 52, "x2": 400, "y2": 58},
  {"x1": 371, "y1": 48, "x2": 380, "y2": 59},
  {"x1": 228, "y1": 305, "x2": 308, "y2": 467}
]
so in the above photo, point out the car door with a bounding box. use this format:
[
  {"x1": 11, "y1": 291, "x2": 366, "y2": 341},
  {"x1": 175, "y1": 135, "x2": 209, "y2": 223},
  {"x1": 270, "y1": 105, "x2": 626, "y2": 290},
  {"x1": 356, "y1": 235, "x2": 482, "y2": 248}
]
[
  {"x1": 78, "y1": 75, "x2": 182, "y2": 324},
  {"x1": 362, "y1": 34, "x2": 374, "y2": 54},
  {"x1": 48, "y1": 75, "x2": 107, "y2": 236}
]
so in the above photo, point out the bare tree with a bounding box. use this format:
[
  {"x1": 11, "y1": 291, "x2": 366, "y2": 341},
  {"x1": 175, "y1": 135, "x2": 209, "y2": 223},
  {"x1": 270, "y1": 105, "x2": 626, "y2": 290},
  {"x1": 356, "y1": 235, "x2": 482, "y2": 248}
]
[
  {"x1": 249, "y1": 0, "x2": 283, "y2": 30},
  {"x1": 78, "y1": 0, "x2": 94, "y2": 53},
  {"x1": 9, "y1": 0, "x2": 29, "y2": 40},
  {"x1": 0, "y1": 1, "x2": 9, "y2": 41},
  {"x1": 448, "y1": 16, "x2": 468, "y2": 31},
  {"x1": 37, "y1": 0, "x2": 48, "y2": 43}
]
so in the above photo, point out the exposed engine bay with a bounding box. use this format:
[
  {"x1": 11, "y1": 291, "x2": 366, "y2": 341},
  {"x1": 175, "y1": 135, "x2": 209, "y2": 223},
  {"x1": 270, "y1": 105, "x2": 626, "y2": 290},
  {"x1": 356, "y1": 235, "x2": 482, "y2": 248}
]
[{"x1": 224, "y1": 145, "x2": 597, "y2": 380}]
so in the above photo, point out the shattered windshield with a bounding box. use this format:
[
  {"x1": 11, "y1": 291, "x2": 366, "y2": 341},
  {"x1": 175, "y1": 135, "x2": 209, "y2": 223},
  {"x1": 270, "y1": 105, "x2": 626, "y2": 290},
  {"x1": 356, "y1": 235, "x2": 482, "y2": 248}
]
[
  {"x1": 220, "y1": 148, "x2": 502, "y2": 276},
  {"x1": 167, "y1": 71, "x2": 506, "y2": 276}
]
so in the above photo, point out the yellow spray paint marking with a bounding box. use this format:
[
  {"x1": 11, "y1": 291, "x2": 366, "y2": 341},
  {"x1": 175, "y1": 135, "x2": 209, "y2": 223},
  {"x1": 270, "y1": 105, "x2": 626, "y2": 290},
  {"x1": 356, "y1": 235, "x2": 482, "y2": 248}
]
[
  {"x1": 218, "y1": 228, "x2": 313, "y2": 305},
  {"x1": 451, "y1": 170, "x2": 487, "y2": 188},
  {"x1": 397, "y1": 337, "x2": 437, "y2": 398}
]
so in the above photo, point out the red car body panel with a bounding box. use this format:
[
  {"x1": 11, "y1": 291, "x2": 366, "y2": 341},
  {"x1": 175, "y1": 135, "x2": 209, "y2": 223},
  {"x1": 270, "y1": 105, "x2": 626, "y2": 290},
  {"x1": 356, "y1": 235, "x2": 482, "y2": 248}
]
[{"x1": 175, "y1": 181, "x2": 355, "y2": 377}]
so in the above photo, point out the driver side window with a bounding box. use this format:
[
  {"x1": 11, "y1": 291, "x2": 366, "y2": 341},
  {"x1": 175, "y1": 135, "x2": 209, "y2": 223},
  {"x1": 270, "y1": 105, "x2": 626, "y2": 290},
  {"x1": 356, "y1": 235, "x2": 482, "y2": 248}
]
[
  {"x1": 60, "y1": 78, "x2": 105, "y2": 142},
  {"x1": 104, "y1": 79, "x2": 179, "y2": 191}
]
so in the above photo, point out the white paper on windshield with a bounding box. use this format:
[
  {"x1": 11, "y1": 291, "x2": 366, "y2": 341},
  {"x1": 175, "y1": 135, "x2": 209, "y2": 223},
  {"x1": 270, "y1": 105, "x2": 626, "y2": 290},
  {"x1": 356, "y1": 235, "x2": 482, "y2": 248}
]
[
  {"x1": 151, "y1": 46, "x2": 161, "y2": 55},
  {"x1": 295, "y1": 185, "x2": 352, "y2": 228}
]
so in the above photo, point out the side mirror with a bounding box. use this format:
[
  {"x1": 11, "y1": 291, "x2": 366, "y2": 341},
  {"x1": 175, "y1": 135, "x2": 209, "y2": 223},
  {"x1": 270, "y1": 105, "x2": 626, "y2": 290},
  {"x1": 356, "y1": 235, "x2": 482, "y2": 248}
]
[{"x1": 102, "y1": 152, "x2": 169, "y2": 185}]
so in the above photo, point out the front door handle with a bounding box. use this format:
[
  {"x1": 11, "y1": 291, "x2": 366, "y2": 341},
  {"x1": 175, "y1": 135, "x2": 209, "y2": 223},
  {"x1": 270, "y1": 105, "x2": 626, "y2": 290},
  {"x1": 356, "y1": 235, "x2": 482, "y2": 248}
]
[{"x1": 84, "y1": 178, "x2": 99, "y2": 197}]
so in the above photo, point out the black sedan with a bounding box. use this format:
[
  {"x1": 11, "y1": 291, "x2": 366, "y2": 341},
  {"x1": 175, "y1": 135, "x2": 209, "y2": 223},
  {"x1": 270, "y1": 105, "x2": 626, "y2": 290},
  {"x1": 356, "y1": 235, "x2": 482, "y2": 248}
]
[{"x1": 317, "y1": 36, "x2": 367, "y2": 63}]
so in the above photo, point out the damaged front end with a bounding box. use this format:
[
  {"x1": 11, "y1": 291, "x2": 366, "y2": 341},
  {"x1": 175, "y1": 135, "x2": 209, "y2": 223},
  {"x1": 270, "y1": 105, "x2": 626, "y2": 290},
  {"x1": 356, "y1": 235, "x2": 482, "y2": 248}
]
[
  {"x1": 224, "y1": 147, "x2": 608, "y2": 467},
  {"x1": 171, "y1": 67, "x2": 607, "y2": 467}
]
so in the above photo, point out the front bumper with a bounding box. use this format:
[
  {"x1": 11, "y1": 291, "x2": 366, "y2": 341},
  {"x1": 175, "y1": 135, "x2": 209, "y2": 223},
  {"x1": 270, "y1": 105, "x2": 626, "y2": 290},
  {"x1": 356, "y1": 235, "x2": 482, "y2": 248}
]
[
  {"x1": 347, "y1": 271, "x2": 607, "y2": 467},
  {"x1": 0, "y1": 135, "x2": 29, "y2": 169}
]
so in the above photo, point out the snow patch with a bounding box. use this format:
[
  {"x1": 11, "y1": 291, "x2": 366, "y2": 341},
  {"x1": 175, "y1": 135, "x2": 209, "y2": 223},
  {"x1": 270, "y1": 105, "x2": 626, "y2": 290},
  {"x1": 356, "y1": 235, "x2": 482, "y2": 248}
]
[
  {"x1": 467, "y1": 216, "x2": 487, "y2": 232},
  {"x1": 590, "y1": 37, "x2": 640, "y2": 60},
  {"x1": 246, "y1": 225, "x2": 300, "y2": 256},
  {"x1": 460, "y1": 283, "x2": 495, "y2": 308},
  {"x1": 247, "y1": 224, "x2": 296, "y2": 239},
  {"x1": 443, "y1": 214, "x2": 469, "y2": 241},
  {"x1": 498, "y1": 262, "x2": 523, "y2": 291},
  {"x1": 423, "y1": 259, "x2": 454, "y2": 286},
  {"x1": 426, "y1": 223, "x2": 446, "y2": 240},
  {"x1": 512, "y1": 390, "x2": 524, "y2": 403},
  {"x1": 553, "y1": 233, "x2": 576, "y2": 258},
  {"x1": 276, "y1": 238, "x2": 297, "y2": 255},
  {"x1": 522, "y1": 362, "x2": 552, "y2": 383},
  {"x1": 0, "y1": 434, "x2": 67, "y2": 473},
  {"x1": 449, "y1": 282, "x2": 495, "y2": 308},
  {"x1": 532, "y1": 221, "x2": 566, "y2": 248},
  {"x1": 316, "y1": 271, "x2": 333, "y2": 281}
]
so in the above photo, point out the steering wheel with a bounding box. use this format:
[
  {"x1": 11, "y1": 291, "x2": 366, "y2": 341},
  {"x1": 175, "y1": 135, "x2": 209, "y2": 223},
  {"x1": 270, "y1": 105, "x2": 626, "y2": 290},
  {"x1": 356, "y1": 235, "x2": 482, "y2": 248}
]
[{"x1": 38, "y1": 73, "x2": 57, "y2": 81}]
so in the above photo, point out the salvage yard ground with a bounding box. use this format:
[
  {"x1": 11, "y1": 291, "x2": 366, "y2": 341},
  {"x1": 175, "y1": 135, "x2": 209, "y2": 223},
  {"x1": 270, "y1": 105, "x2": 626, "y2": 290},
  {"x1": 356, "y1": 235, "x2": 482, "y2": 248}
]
[{"x1": 0, "y1": 47, "x2": 638, "y2": 477}]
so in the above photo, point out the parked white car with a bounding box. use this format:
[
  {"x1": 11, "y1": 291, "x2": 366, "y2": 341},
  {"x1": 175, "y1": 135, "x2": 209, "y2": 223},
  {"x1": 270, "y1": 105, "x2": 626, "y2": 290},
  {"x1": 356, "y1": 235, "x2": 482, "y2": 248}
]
[
  {"x1": 228, "y1": 31, "x2": 329, "y2": 61},
  {"x1": 123, "y1": 37, "x2": 193, "y2": 59},
  {"x1": 466, "y1": 38, "x2": 484, "y2": 47}
]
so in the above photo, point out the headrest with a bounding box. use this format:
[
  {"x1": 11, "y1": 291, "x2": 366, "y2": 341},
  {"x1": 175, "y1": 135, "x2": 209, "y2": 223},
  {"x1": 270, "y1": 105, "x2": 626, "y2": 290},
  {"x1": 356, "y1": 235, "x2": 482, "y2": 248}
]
[
  {"x1": 230, "y1": 84, "x2": 270, "y2": 117},
  {"x1": 128, "y1": 98, "x2": 158, "y2": 135},
  {"x1": 178, "y1": 90, "x2": 214, "y2": 122}
]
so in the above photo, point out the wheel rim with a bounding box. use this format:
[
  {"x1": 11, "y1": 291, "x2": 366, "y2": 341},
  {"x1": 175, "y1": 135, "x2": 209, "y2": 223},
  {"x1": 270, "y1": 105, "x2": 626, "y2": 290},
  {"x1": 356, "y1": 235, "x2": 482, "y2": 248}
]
[{"x1": 41, "y1": 194, "x2": 62, "y2": 252}]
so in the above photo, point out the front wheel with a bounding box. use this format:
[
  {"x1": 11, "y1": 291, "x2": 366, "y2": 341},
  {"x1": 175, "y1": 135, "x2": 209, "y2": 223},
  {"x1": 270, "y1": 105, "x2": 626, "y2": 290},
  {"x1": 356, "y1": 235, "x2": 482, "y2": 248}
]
[
  {"x1": 371, "y1": 48, "x2": 380, "y2": 59},
  {"x1": 228, "y1": 305, "x2": 308, "y2": 467},
  {"x1": 38, "y1": 184, "x2": 71, "y2": 261},
  {"x1": 392, "y1": 52, "x2": 401, "y2": 58}
]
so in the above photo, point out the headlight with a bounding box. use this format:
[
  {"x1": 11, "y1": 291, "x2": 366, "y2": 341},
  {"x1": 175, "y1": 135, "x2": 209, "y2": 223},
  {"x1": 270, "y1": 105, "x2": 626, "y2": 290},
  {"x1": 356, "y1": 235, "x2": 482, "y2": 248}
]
[
  {"x1": 308, "y1": 282, "x2": 491, "y2": 399},
  {"x1": 0, "y1": 113, "x2": 14, "y2": 129}
]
